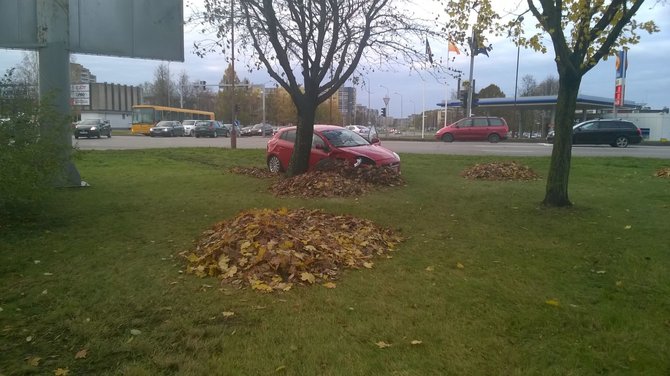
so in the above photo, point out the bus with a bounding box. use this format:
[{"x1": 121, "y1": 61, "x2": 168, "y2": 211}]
[{"x1": 131, "y1": 105, "x2": 215, "y2": 135}]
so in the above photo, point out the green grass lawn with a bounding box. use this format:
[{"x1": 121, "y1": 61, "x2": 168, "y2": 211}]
[{"x1": 1, "y1": 149, "x2": 669, "y2": 375}]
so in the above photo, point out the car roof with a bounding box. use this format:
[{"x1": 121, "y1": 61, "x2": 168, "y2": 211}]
[{"x1": 277, "y1": 124, "x2": 344, "y2": 133}]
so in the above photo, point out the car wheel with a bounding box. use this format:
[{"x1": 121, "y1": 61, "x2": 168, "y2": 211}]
[
  {"x1": 441, "y1": 133, "x2": 454, "y2": 142},
  {"x1": 488, "y1": 133, "x2": 500, "y2": 143},
  {"x1": 213, "y1": 131, "x2": 218, "y2": 138},
  {"x1": 615, "y1": 136, "x2": 629, "y2": 148},
  {"x1": 195, "y1": 134, "x2": 200, "y2": 138},
  {"x1": 267, "y1": 155, "x2": 283, "y2": 173},
  {"x1": 107, "y1": 132, "x2": 111, "y2": 138},
  {"x1": 97, "y1": 134, "x2": 101, "y2": 139},
  {"x1": 74, "y1": 135, "x2": 79, "y2": 139}
]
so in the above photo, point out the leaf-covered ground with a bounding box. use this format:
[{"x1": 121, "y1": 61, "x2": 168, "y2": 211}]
[
  {"x1": 460, "y1": 161, "x2": 540, "y2": 181},
  {"x1": 180, "y1": 208, "x2": 402, "y2": 292}
]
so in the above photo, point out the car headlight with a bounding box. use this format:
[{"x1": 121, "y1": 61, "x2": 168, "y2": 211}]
[
  {"x1": 90, "y1": 126, "x2": 97, "y2": 130},
  {"x1": 392, "y1": 152, "x2": 400, "y2": 160},
  {"x1": 353, "y1": 157, "x2": 363, "y2": 167}
]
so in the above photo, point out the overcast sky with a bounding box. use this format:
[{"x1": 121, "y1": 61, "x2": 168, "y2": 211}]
[{"x1": 1, "y1": 1, "x2": 668, "y2": 119}]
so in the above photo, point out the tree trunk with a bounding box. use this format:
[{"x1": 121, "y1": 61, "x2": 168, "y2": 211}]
[
  {"x1": 287, "y1": 95, "x2": 317, "y2": 177},
  {"x1": 542, "y1": 70, "x2": 582, "y2": 207}
]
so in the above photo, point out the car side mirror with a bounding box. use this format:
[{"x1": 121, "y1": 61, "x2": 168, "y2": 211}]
[{"x1": 370, "y1": 137, "x2": 380, "y2": 145}]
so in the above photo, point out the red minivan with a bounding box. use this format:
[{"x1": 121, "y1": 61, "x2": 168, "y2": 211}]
[{"x1": 435, "y1": 116, "x2": 509, "y2": 143}]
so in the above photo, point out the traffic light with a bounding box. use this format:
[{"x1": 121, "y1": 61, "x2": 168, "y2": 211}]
[
  {"x1": 381, "y1": 108, "x2": 386, "y2": 117},
  {"x1": 460, "y1": 90, "x2": 468, "y2": 108}
]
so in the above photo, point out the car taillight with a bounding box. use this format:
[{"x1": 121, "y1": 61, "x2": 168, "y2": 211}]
[{"x1": 637, "y1": 128, "x2": 641, "y2": 135}]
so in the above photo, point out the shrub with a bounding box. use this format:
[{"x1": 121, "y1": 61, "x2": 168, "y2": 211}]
[{"x1": 0, "y1": 70, "x2": 73, "y2": 218}]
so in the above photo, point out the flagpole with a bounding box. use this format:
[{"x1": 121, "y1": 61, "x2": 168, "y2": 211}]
[
  {"x1": 445, "y1": 49, "x2": 449, "y2": 127},
  {"x1": 467, "y1": 30, "x2": 475, "y2": 117},
  {"x1": 421, "y1": 79, "x2": 425, "y2": 139}
]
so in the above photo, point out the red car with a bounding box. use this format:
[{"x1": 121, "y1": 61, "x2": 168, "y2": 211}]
[
  {"x1": 266, "y1": 125, "x2": 400, "y2": 173},
  {"x1": 435, "y1": 116, "x2": 509, "y2": 143}
]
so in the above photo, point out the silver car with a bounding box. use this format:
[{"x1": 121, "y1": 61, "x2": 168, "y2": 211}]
[{"x1": 182, "y1": 120, "x2": 197, "y2": 136}]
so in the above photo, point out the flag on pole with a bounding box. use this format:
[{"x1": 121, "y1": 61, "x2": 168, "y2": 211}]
[
  {"x1": 448, "y1": 41, "x2": 460, "y2": 55},
  {"x1": 470, "y1": 33, "x2": 490, "y2": 57},
  {"x1": 426, "y1": 38, "x2": 433, "y2": 64}
]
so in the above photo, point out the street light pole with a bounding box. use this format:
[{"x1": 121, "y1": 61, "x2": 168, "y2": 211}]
[
  {"x1": 230, "y1": 0, "x2": 237, "y2": 149},
  {"x1": 512, "y1": 10, "x2": 529, "y2": 138},
  {"x1": 393, "y1": 92, "x2": 403, "y2": 119}
]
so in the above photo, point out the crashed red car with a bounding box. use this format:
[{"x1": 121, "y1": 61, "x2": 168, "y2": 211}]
[{"x1": 266, "y1": 124, "x2": 400, "y2": 173}]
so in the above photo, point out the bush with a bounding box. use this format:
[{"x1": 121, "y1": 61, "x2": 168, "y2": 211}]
[{"x1": 0, "y1": 70, "x2": 73, "y2": 218}]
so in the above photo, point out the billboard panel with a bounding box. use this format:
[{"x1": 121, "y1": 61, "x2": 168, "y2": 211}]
[
  {"x1": 69, "y1": 0, "x2": 184, "y2": 61},
  {"x1": 0, "y1": 0, "x2": 39, "y2": 48}
]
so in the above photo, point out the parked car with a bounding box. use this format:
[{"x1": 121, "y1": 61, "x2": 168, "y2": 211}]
[
  {"x1": 149, "y1": 121, "x2": 184, "y2": 137},
  {"x1": 266, "y1": 124, "x2": 400, "y2": 174},
  {"x1": 241, "y1": 123, "x2": 274, "y2": 137},
  {"x1": 546, "y1": 119, "x2": 642, "y2": 148},
  {"x1": 194, "y1": 120, "x2": 225, "y2": 138},
  {"x1": 435, "y1": 116, "x2": 509, "y2": 143},
  {"x1": 182, "y1": 119, "x2": 197, "y2": 136},
  {"x1": 74, "y1": 119, "x2": 111, "y2": 139},
  {"x1": 346, "y1": 125, "x2": 370, "y2": 136},
  {"x1": 222, "y1": 123, "x2": 240, "y2": 137}
]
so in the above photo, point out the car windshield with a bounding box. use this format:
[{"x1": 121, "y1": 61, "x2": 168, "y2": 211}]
[
  {"x1": 321, "y1": 129, "x2": 369, "y2": 147},
  {"x1": 182, "y1": 120, "x2": 196, "y2": 125},
  {"x1": 252, "y1": 124, "x2": 266, "y2": 129},
  {"x1": 195, "y1": 121, "x2": 211, "y2": 126},
  {"x1": 156, "y1": 121, "x2": 173, "y2": 127},
  {"x1": 80, "y1": 119, "x2": 99, "y2": 125}
]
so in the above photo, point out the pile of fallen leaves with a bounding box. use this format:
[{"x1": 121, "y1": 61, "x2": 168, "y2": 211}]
[
  {"x1": 180, "y1": 207, "x2": 402, "y2": 292},
  {"x1": 460, "y1": 161, "x2": 540, "y2": 181},
  {"x1": 654, "y1": 167, "x2": 670, "y2": 178},
  {"x1": 270, "y1": 160, "x2": 404, "y2": 197}
]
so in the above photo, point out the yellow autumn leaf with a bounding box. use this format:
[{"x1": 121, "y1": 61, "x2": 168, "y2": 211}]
[
  {"x1": 222, "y1": 311, "x2": 235, "y2": 318},
  {"x1": 410, "y1": 340, "x2": 423, "y2": 345},
  {"x1": 363, "y1": 262, "x2": 374, "y2": 269},
  {"x1": 74, "y1": 348, "x2": 88, "y2": 359},
  {"x1": 222, "y1": 265, "x2": 237, "y2": 279},
  {"x1": 26, "y1": 356, "x2": 41, "y2": 367},
  {"x1": 250, "y1": 279, "x2": 274, "y2": 292},
  {"x1": 304, "y1": 245, "x2": 317, "y2": 252},
  {"x1": 425, "y1": 266, "x2": 434, "y2": 272},
  {"x1": 300, "y1": 272, "x2": 316, "y2": 284},
  {"x1": 624, "y1": 225, "x2": 632, "y2": 229},
  {"x1": 323, "y1": 282, "x2": 337, "y2": 289},
  {"x1": 545, "y1": 299, "x2": 560, "y2": 307},
  {"x1": 456, "y1": 262, "x2": 464, "y2": 269},
  {"x1": 217, "y1": 254, "x2": 230, "y2": 270},
  {"x1": 375, "y1": 341, "x2": 392, "y2": 348},
  {"x1": 54, "y1": 368, "x2": 69, "y2": 376},
  {"x1": 275, "y1": 365, "x2": 287, "y2": 372}
]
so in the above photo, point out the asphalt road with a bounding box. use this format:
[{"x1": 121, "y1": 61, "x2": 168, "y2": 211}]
[{"x1": 73, "y1": 135, "x2": 670, "y2": 159}]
